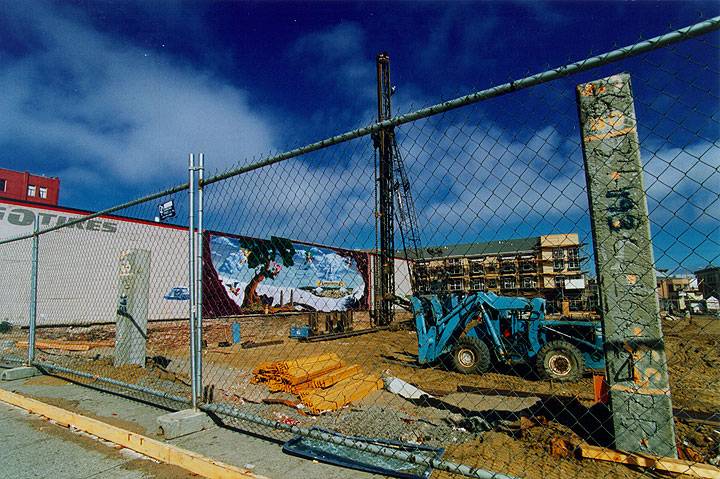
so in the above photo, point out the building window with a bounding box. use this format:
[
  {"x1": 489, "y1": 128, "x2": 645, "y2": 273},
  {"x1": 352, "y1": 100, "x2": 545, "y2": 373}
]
[
  {"x1": 487, "y1": 279, "x2": 497, "y2": 288},
  {"x1": 27, "y1": 185, "x2": 36, "y2": 197},
  {"x1": 552, "y1": 248, "x2": 563, "y2": 259},
  {"x1": 556, "y1": 276, "x2": 565, "y2": 289},
  {"x1": 553, "y1": 259, "x2": 564, "y2": 272},
  {"x1": 0, "y1": 179, "x2": 5, "y2": 192},
  {"x1": 448, "y1": 278, "x2": 464, "y2": 291},
  {"x1": 502, "y1": 278, "x2": 516, "y2": 289},
  {"x1": 470, "y1": 260, "x2": 484, "y2": 275},
  {"x1": 500, "y1": 262, "x2": 516, "y2": 273},
  {"x1": 415, "y1": 261, "x2": 428, "y2": 277},
  {"x1": 522, "y1": 277, "x2": 537, "y2": 289},
  {"x1": 470, "y1": 280, "x2": 484, "y2": 291},
  {"x1": 39, "y1": 187, "x2": 48, "y2": 199},
  {"x1": 567, "y1": 248, "x2": 580, "y2": 270},
  {"x1": 521, "y1": 261, "x2": 535, "y2": 272},
  {"x1": 446, "y1": 258, "x2": 463, "y2": 275}
]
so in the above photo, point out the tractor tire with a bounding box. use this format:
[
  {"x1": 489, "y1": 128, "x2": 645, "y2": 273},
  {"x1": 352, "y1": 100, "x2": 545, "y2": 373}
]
[
  {"x1": 536, "y1": 340, "x2": 584, "y2": 382},
  {"x1": 451, "y1": 337, "x2": 491, "y2": 375}
]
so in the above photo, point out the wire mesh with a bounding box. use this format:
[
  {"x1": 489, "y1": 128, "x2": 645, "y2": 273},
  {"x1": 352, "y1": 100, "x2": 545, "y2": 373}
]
[
  {"x1": 0, "y1": 234, "x2": 32, "y2": 366},
  {"x1": 197, "y1": 28, "x2": 719, "y2": 479},
  {"x1": 0, "y1": 18, "x2": 717, "y2": 479},
  {"x1": 1, "y1": 194, "x2": 194, "y2": 408}
]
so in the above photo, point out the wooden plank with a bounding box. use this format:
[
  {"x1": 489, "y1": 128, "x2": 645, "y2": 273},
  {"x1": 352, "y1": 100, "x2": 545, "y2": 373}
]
[
  {"x1": 284, "y1": 359, "x2": 344, "y2": 385},
  {"x1": 577, "y1": 443, "x2": 720, "y2": 479},
  {"x1": 272, "y1": 353, "x2": 340, "y2": 372},
  {"x1": 17, "y1": 340, "x2": 114, "y2": 351},
  {"x1": 0, "y1": 389, "x2": 268, "y2": 479},
  {"x1": 241, "y1": 339, "x2": 284, "y2": 349},
  {"x1": 17, "y1": 341, "x2": 91, "y2": 352},
  {"x1": 300, "y1": 374, "x2": 383, "y2": 414},
  {"x1": 552, "y1": 438, "x2": 720, "y2": 479},
  {"x1": 305, "y1": 364, "x2": 361, "y2": 390}
]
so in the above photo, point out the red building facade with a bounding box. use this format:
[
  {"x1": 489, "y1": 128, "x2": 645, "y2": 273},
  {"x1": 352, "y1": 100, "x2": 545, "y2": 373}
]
[{"x1": 0, "y1": 168, "x2": 60, "y2": 205}]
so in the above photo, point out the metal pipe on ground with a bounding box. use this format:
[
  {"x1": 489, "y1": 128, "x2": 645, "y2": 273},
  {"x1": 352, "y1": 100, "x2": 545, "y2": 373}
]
[
  {"x1": 32, "y1": 361, "x2": 191, "y2": 406},
  {"x1": 201, "y1": 401, "x2": 518, "y2": 479},
  {"x1": 1, "y1": 356, "x2": 25, "y2": 365}
]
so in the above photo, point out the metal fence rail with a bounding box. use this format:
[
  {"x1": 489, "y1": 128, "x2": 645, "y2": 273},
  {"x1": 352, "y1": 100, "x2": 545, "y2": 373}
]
[{"x1": 1, "y1": 17, "x2": 719, "y2": 479}]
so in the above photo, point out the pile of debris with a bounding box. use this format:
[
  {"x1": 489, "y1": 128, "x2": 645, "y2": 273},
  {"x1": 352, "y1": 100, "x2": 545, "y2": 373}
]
[{"x1": 252, "y1": 353, "x2": 382, "y2": 415}]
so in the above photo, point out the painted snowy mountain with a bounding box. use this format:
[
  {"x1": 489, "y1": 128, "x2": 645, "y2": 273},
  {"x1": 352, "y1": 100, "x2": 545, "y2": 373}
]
[{"x1": 209, "y1": 235, "x2": 366, "y2": 311}]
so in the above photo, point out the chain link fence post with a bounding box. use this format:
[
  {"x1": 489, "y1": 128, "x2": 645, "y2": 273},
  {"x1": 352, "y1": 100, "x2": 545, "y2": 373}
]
[
  {"x1": 196, "y1": 152, "x2": 204, "y2": 398},
  {"x1": 27, "y1": 215, "x2": 39, "y2": 365},
  {"x1": 188, "y1": 152, "x2": 199, "y2": 409}
]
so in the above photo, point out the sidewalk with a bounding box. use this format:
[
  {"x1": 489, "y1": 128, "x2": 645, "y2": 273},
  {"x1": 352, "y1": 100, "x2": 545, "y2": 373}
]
[{"x1": 0, "y1": 373, "x2": 377, "y2": 479}]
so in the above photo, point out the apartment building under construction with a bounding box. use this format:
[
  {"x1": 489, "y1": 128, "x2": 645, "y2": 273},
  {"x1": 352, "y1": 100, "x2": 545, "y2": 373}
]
[{"x1": 410, "y1": 233, "x2": 593, "y2": 312}]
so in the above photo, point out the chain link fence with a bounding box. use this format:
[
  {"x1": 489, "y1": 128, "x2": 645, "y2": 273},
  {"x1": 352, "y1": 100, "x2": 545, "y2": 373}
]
[
  {"x1": 0, "y1": 191, "x2": 194, "y2": 408},
  {"x1": 0, "y1": 235, "x2": 32, "y2": 367},
  {"x1": 1, "y1": 17, "x2": 719, "y2": 479}
]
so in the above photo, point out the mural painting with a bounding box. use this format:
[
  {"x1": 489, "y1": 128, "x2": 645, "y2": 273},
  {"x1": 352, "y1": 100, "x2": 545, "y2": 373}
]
[{"x1": 203, "y1": 233, "x2": 369, "y2": 316}]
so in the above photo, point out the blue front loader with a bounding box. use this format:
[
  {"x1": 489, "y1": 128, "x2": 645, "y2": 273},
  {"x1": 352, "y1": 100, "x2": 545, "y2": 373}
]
[{"x1": 410, "y1": 292, "x2": 604, "y2": 381}]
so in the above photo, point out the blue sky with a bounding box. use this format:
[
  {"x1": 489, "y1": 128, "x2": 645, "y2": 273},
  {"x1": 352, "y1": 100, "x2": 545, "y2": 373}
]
[{"x1": 0, "y1": 1, "x2": 718, "y2": 273}]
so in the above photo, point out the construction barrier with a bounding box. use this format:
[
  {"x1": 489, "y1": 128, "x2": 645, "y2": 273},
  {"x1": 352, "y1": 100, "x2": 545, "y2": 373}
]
[{"x1": 1, "y1": 17, "x2": 719, "y2": 479}]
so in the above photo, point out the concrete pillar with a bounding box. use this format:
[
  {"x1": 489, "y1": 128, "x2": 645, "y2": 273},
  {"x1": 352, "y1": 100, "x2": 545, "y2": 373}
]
[
  {"x1": 577, "y1": 73, "x2": 676, "y2": 458},
  {"x1": 114, "y1": 249, "x2": 151, "y2": 367}
]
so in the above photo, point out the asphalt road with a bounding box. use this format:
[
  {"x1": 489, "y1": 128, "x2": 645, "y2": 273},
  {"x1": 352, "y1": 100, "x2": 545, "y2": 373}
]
[{"x1": 0, "y1": 401, "x2": 153, "y2": 479}]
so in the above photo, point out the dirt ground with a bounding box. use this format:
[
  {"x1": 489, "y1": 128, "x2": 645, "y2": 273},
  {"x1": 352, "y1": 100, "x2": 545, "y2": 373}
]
[{"x1": 2, "y1": 312, "x2": 718, "y2": 478}]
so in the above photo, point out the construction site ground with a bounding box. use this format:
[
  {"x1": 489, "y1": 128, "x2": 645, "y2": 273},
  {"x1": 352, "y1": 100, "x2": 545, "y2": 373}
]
[
  {"x1": 0, "y1": 373, "x2": 375, "y2": 479},
  {"x1": 2, "y1": 313, "x2": 718, "y2": 478}
]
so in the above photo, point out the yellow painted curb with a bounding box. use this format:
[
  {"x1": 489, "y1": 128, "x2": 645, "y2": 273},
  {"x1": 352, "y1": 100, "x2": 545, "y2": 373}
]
[{"x1": 0, "y1": 388, "x2": 268, "y2": 479}]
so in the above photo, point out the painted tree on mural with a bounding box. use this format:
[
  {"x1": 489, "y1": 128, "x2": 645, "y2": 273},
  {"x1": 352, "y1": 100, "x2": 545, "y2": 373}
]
[{"x1": 238, "y1": 236, "x2": 295, "y2": 308}]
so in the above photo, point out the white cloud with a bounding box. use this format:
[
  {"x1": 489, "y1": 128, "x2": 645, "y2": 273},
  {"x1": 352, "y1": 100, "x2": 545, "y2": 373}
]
[
  {"x1": 2, "y1": 3, "x2": 714, "y2": 274},
  {"x1": 289, "y1": 22, "x2": 376, "y2": 118},
  {"x1": 0, "y1": 1, "x2": 275, "y2": 194},
  {"x1": 292, "y1": 23, "x2": 365, "y2": 61}
]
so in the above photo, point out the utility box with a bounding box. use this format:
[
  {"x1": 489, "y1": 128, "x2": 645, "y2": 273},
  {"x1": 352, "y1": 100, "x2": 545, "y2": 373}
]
[{"x1": 114, "y1": 249, "x2": 151, "y2": 367}]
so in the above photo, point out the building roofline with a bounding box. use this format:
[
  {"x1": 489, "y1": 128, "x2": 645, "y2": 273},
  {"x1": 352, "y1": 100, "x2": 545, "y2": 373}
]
[
  {"x1": 694, "y1": 266, "x2": 719, "y2": 274},
  {"x1": 0, "y1": 167, "x2": 59, "y2": 180},
  {"x1": 0, "y1": 197, "x2": 186, "y2": 232}
]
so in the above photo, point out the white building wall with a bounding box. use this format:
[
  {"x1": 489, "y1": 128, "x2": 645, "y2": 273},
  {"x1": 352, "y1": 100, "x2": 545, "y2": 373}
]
[
  {"x1": 0, "y1": 201, "x2": 188, "y2": 325},
  {"x1": 367, "y1": 254, "x2": 413, "y2": 310},
  {"x1": 394, "y1": 257, "x2": 413, "y2": 298}
]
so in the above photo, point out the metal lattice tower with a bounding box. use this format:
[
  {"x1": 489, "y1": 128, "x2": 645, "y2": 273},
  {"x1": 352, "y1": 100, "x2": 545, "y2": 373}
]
[
  {"x1": 391, "y1": 135, "x2": 423, "y2": 292},
  {"x1": 374, "y1": 53, "x2": 426, "y2": 324},
  {"x1": 374, "y1": 52, "x2": 395, "y2": 326}
]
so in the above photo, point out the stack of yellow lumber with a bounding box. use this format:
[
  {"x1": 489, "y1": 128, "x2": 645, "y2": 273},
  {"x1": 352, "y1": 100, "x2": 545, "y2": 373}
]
[
  {"x1": 251, "y1": 354, "x2": 382, "y2": 414},
  {"x1": 251, "y1": 353, "x2": 345, "y2": 393},
  {"x1": 298, "y1": 373, "x2": 384, "y2": 415}
]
